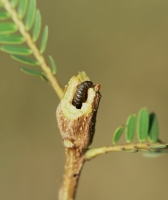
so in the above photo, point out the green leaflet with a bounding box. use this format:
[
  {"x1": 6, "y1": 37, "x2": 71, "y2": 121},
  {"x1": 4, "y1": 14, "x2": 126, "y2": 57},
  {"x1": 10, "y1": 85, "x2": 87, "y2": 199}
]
[
  {"x1": 40, "y1": 26, "x2": 48, "y2": 53},
  {"x1": 143, "y1": 149, "x2": 167, "y2": 158},
  {"x1": 0, "y1": 35, "x2": 25, "y2": 44},
  {"x1": 0, "y1": 23, "x2": 18, "y2": 35},
  {"x1": 126, "y1": 114, "x2": 136, "y2": 143},
  {"x1": 148, "y1": 113, "x2": 159, "y2": 143},
  {"x1": 20, "y1": 68, "x2": 49, "y2": 82},
  {"x1": 112, "y1": 126, "x2": 124, "y2": 145},
  {"x1": 137, "y1": 108, "x2": 149, "y2": 142},
  {"x1": 18, "y1": 0, "x2": 28, "y2": 19},
  {"x1": 49, "y1": 55, "x2": 57, "y2": 74},
  {"x1": 32, "y1": 9, "x2": 41, "y2": 42},
  {"x1": 10, "y1": 0, "x2": 19, "y2": 7},
  {"x1": 20, "y1": 67, "x2": 41, "y2": 76},
  {"x1": 41, "y1": 72, "x2": 49, "y2": 82},
  {"x1": 11, "y1": 55, "x2": 39, "y2": 65},
  {"x1": 0, "y1": 11, "x2": 10, "y2": 20},
  {"x1": 21, "y1": 68, "x2": 49, "y2": 82},
  {"x1": 1, "y1": 45, "x2": 32, "y2": 55},
  {"x1": 0, "y1": 2, "x2": 2, "y2": 8},
  {"x1": 25, "y1": 0, "x2": 36, "y2": 30}
]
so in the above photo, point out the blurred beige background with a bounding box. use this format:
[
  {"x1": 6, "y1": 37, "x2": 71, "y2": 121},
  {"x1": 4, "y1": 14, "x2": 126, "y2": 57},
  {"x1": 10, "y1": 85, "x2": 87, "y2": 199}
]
[{"x1": 1, "y1": 0, "x2": 168, "y2": 199}]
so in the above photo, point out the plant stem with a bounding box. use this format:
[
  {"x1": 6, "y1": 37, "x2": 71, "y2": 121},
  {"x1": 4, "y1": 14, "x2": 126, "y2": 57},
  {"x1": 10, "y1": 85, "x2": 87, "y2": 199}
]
[
  {"x1": 1, "y1": 0, "x2": 64, "y2": 99},
  {"x1": 84, "y1": 142, "x2": 167, "y2": 160},
  {"x1": 58, "y1": 149, "x2": 85, "y2": 200},
  {"x1": 56, "y1": 72, "x2": 101, "y2": 200}
]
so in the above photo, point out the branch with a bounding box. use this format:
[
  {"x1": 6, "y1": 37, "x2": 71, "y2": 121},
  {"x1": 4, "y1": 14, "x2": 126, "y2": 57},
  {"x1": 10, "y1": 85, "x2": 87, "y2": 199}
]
[
  {"x1": 84, "y1": 142, "x2": 168, "y2": 160},
  {"x1": 56, "y1": 72, "x2": 101, "y2": 200},
  {"x1": 1, "y1": 0, "x2": 63, "y2": 99},
  {"x1": 58, "y1": 149, "x2": 85, "y2": 200}
]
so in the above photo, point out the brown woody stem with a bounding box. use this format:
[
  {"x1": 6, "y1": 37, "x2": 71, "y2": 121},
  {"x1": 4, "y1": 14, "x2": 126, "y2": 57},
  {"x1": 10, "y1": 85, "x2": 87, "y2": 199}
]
[
  {"x1": 56, "y1": 72, "x2": 101, "y2": 200},
  {"x1": 58, "y1": 149, "x2": 85, "y2": 200}
]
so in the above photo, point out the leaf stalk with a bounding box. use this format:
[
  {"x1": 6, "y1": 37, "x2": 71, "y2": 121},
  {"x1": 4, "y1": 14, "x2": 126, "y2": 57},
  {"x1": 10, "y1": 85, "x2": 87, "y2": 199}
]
[{"x1": 85, "y1": 142, "x2": 167, "y2": 160}]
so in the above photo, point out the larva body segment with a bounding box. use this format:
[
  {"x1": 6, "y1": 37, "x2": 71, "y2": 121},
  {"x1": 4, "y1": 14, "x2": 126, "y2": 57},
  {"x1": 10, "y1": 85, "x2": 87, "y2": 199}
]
[{"x1": 72, "y1": 81, "x2": 93, "y2": 109}]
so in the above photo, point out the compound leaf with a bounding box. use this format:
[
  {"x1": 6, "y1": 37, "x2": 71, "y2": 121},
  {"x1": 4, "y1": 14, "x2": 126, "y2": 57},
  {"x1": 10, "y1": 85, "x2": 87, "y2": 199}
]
[{"x1": 0, "y1": 0, "x2": 57, "y2": 86}]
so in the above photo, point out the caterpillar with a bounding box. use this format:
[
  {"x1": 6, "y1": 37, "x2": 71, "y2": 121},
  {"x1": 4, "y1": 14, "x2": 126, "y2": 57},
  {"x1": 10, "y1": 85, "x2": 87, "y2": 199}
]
[{"x1": 72, "y1": 81, "x2": 93, "y2": 109}]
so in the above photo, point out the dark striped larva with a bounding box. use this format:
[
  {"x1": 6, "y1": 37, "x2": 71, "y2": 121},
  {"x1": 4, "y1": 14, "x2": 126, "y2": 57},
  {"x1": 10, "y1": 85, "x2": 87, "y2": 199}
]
[{"x1": 72, "y1": 81, "x2": 93, "y2": 109}]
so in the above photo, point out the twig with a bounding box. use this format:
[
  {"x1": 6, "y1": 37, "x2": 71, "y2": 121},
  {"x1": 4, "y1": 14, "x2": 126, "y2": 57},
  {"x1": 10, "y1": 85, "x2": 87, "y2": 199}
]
[
  {"x1": 56, "y1": 72, "x2": 101, "y2": 200},
  {"x1": 58, "y1": 149, "x2": 85, "y2": 200}
]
